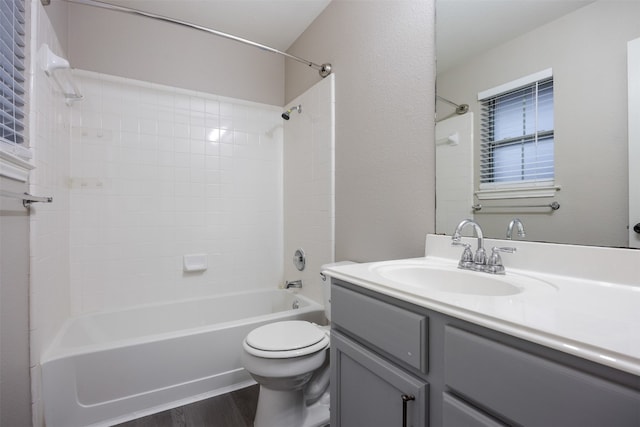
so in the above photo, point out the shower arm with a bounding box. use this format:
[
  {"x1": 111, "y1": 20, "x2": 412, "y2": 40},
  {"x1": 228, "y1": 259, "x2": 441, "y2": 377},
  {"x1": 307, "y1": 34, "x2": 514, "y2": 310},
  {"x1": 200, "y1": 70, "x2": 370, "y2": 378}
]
[{"x1": 57, "y1": 0, "x2": 333, "y2": 78}]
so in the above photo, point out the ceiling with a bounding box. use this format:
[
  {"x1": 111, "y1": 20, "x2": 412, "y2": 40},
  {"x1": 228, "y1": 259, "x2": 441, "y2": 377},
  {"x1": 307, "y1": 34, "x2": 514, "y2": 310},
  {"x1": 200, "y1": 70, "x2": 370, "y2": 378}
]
[
  {"x1": 94, "y1": 0, "x2": 332, "y2": 51},
  {"x1": 92, "y1": 0, "x2": 595, "y2": 70},
  {"x1": 436, "y1": 0, "x2": 596, "y2": 73}
]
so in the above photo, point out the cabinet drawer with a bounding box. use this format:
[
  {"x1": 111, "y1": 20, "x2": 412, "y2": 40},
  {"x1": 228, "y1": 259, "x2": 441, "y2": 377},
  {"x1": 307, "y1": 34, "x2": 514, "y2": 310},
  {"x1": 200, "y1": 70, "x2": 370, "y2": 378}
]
[
  {"x1": 443, "y1": 393, "x2": 506, "y2": 427},
  {"x1": 332, "y1": 284, "x2": 427, "y2": 372},
  {"x1": 445, "y1": 326, "x2": 640, "y2": 426}
]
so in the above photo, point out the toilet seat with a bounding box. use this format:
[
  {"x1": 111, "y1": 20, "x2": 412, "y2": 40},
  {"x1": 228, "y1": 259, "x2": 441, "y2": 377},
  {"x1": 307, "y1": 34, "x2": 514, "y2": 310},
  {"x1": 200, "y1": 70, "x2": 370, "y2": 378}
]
[{"x1": 244, "y1": 320, "x2": 329, "y2": 359}]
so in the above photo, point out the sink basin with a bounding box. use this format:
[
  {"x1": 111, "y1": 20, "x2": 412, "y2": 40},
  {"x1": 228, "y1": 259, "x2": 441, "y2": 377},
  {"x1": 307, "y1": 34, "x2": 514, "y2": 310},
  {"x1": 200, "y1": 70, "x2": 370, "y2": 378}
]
[{"x1": 372, "y1": 263, "x2": 555, "y2": 296}]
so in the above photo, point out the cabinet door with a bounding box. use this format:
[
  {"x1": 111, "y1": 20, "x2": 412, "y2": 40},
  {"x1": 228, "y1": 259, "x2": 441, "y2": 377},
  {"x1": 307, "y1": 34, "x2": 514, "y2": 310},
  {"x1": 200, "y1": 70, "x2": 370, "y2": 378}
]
[{"x1": 331, "y1": 332, "x2": 428, "y2": 427}]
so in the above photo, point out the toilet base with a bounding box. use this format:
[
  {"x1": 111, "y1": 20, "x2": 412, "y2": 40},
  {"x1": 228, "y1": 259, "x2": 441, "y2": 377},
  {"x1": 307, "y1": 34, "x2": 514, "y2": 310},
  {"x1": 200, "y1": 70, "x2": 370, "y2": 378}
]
[
  {"x1": 254, "y1": 387, "x2": 329, "y2": 427},
  {"x1": 302, "y1": 391, "x2": 330, "y2": 427}
]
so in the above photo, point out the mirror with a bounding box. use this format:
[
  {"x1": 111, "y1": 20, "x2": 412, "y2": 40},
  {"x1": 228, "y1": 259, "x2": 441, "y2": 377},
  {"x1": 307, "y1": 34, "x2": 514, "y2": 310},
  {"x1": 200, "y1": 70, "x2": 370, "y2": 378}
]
[{"x1": 435, "y1": 0, "x2": 640, "y2": 248}]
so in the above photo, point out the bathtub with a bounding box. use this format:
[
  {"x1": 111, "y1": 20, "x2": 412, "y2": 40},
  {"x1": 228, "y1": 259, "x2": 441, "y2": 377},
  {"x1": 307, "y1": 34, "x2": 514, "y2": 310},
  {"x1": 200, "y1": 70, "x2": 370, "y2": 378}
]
[{"x1": 41, "y1": 289, "x2": 325, "y2": 427}]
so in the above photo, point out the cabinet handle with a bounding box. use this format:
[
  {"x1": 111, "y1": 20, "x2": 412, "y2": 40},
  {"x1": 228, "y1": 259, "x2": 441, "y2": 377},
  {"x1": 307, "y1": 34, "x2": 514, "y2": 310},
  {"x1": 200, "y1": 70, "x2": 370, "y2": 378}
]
[{"x1": 401, "y1": 394, "x2": 415, "y2": 427}]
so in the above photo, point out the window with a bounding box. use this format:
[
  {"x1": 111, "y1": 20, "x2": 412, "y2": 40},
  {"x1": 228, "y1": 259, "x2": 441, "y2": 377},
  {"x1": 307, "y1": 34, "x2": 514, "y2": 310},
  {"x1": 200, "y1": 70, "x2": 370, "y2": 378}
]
[
  {"x1": 478, "y1": 69, "x2": 554, "y2": 196},
  {"x1": 0, "y1": 0, "x2": 26, "y2": 152}
]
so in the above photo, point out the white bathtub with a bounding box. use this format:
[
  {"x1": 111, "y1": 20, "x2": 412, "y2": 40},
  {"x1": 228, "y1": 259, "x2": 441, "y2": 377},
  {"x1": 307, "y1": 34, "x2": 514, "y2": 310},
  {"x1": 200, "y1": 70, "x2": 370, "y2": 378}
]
[{"x1": 41, "y1": 289, "x2": 325, "y2": 427}]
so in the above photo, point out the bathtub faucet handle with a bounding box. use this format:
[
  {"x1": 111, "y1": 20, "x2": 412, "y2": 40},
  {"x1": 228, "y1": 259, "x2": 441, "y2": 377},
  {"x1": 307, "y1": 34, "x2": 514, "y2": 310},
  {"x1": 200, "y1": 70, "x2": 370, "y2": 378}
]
[{"x1": 285, "y1": 280, "x2": 303, "y2": 289}]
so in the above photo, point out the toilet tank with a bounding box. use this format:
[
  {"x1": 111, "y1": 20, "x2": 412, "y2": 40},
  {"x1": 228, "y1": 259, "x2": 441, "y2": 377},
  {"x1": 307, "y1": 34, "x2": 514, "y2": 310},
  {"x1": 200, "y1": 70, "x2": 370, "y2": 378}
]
[{"x1": 320, "y1": 261, "x2": 355, "y2": 322}]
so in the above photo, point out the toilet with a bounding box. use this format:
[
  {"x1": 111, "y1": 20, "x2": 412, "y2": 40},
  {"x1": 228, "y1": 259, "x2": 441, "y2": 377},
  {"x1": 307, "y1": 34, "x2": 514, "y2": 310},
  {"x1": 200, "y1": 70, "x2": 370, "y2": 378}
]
[{"x1": 242, "y1": 263, "x2": 347, "y2": 427}]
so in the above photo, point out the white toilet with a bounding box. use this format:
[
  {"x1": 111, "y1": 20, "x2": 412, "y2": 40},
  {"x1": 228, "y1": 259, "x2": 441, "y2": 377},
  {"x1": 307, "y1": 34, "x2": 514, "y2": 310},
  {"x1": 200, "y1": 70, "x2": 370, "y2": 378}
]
[{"x1": 241, "y1": 267, "x2": 340, "y2": 427}]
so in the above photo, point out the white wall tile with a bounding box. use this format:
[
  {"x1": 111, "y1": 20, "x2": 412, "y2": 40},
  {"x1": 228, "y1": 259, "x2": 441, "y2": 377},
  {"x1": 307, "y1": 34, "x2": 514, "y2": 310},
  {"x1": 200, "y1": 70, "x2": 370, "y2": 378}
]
[
  {"x1": 68, "y1": 70, "x2": 284, "y2": 314},
  {"x1": 283, "y1": 75, "x2": 335, "y2": 305},
  {"x1": 29, "y1": 2, "x2": 73, "y2": 425}
]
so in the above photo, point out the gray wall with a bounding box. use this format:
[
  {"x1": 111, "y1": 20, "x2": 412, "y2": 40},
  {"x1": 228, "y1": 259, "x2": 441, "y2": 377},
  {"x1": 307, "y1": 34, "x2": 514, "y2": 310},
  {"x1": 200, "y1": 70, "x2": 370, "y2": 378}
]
[
  {"x1": 0, "y1": 177, "x2": 32, "y2": 426},
  {"x1": 437, "y1": 1, "x2": 640, "y2": 247},
  {"x1": 42, "y1": 0, "x2": 68, "y2": 54},
  {"x1": 286, "y1": 0, "x2": 437, "y2": 262}
]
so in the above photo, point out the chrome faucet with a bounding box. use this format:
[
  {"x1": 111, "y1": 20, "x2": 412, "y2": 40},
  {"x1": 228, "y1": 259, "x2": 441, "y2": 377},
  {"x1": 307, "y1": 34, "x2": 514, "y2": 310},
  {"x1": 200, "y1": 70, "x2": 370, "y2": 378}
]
[
  {"x1": 452, "y1": 219, "x2": 487, "y2": 270},
  {"x1": 452, "y1": 219, "x2": 516, "y2": 275},
  {"x1": 506, "y1": 218, "x2": 526, "y2": 240},
  {"x1": 285, "y1": 280, "x2": 302, "y2": 289}
]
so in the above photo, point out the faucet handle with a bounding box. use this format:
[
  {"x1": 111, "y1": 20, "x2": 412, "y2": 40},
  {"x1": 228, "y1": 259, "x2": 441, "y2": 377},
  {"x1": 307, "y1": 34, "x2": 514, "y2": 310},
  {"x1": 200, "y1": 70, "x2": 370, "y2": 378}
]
[
  {"x1": 485, "y1": 247, "x2": 516, "y2": 274},
  {"x1": 494, "y1": 246, "x2": 516, "y2": 254},
  {"x1": 489, "y1": 246, "x2": 517, "y2": 262},
  {"x1": 454, "y1": 243, "x2": 474, "y2": 269}
]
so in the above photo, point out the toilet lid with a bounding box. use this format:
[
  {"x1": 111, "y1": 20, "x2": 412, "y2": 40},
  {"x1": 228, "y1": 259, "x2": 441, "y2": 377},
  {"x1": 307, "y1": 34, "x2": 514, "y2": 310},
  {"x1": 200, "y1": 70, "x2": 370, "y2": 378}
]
[{"x1": 245, "y1": 320, "x2": 327, "y2": 352}]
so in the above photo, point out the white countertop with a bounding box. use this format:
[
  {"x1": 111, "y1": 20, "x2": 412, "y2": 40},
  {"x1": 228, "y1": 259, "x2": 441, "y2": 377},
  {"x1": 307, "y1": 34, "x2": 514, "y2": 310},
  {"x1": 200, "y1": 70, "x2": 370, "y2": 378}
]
[{"x1": 325, "y1": 235, "x2": 640, "y2": 376}]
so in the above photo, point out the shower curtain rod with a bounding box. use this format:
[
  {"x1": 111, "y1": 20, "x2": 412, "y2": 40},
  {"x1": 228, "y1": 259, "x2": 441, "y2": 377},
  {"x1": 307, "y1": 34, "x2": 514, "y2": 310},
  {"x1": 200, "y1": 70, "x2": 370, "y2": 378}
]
[
  {"x1": 436, "y1": 95, "x2": 467, "y2": 110},
  {"x1": 51, "y1": 0, "x2": 332, "y2": 78},
  {"x1": 435, "y1": 95, "x2": 469, "y2": 122}
]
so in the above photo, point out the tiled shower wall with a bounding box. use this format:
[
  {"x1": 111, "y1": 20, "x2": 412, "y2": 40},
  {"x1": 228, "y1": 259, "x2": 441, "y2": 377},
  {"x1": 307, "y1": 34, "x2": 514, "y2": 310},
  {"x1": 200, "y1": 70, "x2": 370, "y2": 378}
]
[
  {"x1": 283, "y1": 75, "x2": 335, "y2": 305},
  {"x1": 69, "y1": 71, "x2": 284, "y2": 314},
  {"x1": 29, "y1": 1, "x2": 72, "y2": 424}
]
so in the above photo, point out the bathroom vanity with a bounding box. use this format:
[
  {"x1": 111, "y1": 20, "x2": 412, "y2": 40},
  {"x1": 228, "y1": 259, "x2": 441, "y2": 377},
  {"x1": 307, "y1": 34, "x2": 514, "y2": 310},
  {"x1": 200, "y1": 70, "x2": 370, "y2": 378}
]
[{"x1": 326, "y1": 235, "x2": 640, "y2": 427}]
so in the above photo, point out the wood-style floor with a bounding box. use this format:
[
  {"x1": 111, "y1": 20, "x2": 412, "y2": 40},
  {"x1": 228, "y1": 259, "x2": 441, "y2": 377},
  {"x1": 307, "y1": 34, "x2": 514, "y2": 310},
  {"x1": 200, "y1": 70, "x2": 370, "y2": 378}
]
[{"x1": 115, "y1": 385, "x2": 259, "y2": 427}]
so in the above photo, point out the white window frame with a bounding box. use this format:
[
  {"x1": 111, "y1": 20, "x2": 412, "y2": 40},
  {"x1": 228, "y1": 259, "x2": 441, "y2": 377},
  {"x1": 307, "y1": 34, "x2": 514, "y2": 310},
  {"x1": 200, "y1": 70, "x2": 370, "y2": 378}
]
[{"x1": 476, "y1": 69, "x2": 560, "y2": 200}]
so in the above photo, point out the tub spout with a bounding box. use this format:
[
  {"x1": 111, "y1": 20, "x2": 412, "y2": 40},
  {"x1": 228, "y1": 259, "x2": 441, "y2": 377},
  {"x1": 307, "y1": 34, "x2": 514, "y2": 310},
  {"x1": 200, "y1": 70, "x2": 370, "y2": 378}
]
[{"x1": 285, "y1": 280, "x2": 302, "y2": 289}]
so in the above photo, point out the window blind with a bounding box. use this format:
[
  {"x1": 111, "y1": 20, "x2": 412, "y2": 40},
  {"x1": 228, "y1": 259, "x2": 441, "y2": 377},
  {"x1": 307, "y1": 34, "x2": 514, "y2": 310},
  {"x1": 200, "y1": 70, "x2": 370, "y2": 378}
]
[
  {"x1": 479, "y1": 77, "x2": 554, "y2": 186},
  {"x1": 0, "y1": 0, "x2": 26, "y2": 147}
]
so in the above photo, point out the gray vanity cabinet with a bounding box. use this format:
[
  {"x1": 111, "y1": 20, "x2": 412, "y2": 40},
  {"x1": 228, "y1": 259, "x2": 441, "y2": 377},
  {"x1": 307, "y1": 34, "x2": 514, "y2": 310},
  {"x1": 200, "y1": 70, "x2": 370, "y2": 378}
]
[
  {"x1": 442, "y1": 392, "x2": 506, "y2": 427},
  {"x1": 330, "y1": 284, "x2": 429, "y2": 427},
  {"x1": 444, "y1": 326, "x2": 640, "y2": 427},
  {"x1": 330, "y1": 279, "x2": 640, "y2": 427},
  {"x1": 332, "y1": 333, "x2": 428, "y2": 427}
]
